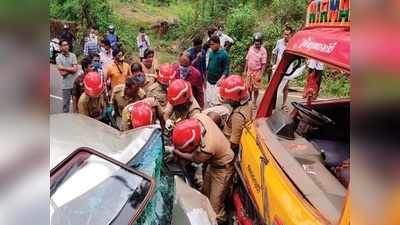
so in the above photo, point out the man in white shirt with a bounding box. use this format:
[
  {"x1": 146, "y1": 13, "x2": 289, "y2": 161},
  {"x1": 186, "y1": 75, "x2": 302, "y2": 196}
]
[
  {"x1": 99, "y1": 39, "x2": 113, "y2": 73},
  {"x1": 137, "y1": 27, "x2": 151, "y2": 62},
  {"x1": 216, "y1": 26, "x2": 234, "y2": 49},
  {"x1": 271, "y1": 26, "x2": 293, "y2": 111}
]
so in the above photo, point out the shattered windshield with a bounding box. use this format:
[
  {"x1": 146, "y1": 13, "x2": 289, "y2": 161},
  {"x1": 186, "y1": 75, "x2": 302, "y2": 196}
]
[{"x1": 50, "y1": 151, "x2": 152, "y2": 225}]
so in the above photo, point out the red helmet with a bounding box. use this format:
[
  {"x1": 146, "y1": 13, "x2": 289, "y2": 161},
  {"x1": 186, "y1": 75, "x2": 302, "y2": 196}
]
[
  {"x1": 84, "y1": 72, "x2": 104, "y2": 97},
  {"x1": 167, "y1": 79, "x2": 192, "y2": 106},
  {"x1": 172, "y1": 119, "x2": 202, "y2": 153},
  {"x1": 218, "y1": 75, "x2": 249, "y2": 102},
  {"x1": 130, "y1": 101, "x2": 154, "y2": 128},
  {"x1": 158, "y1": 64, "x2": 176, "y2": 85}
]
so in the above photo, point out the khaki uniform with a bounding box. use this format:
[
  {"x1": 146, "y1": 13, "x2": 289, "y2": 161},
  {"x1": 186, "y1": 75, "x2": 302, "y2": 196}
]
[
  {"x1": 78, "y1": 92, "x2": 107, "y2": 120},
  {"x1": 164, "y1": 97, "x2": 201, "y2": 122},
  {"x1": 120, "y1": 97, "x2": 161, "y2": 131},
  {"x1": 223, "y1": 101, "x2": 252, "y2": 145},
  {"x1": 192, "y1": 113, "x2": 235, "y2": 223},
  {"x1": 142, "y1": 74, "x2": 157, "y2": 93},
  {"x1": 145, "y1": 81, "x2": 168, "y2": 108},
  {"x1": 111, "y1": 84, "x2": 146, "y2": 117}
]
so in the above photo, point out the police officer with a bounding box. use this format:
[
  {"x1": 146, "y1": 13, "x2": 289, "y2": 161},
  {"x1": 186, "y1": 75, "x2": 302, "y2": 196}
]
[
  {"x1": 164, "y1": 79, "x2": 201, "y2": 125},
  {"x1": 78, "y1": 72, "x2": 107, "y2": 121},
  {"x1": 145, "y1": 64, "x2": 175, "y2": 107},
  {"x1": 111, "y1": 75, "x2": 146, "y2": 125},
  {"x1": 218, "y1": 75, "x2": 252, "y2": 154},
  {"x1": 120, "y1": 101, "x2": 155, "y2": 131},
  {"x1": 172, "y1": 114, "x2": 235, "y2": 224}
]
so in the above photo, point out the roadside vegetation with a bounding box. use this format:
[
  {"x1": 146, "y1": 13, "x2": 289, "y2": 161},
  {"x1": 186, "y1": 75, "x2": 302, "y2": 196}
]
[{"x1": 50, "y1": 0, "x2": 350, "y2": 97}]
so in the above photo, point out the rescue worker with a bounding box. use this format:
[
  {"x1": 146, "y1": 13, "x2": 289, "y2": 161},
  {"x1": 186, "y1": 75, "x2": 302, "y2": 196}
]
[
  {"x1": 131, "y1": 62, "x2": 156, "y2": 93},
  {"x1": 218, "y1": 75, "x2": 252, "y2": 154},
  {"x1": 78, "y1": 72, "x2": 107, "y2": 121},
  {"x1": 164, "y1": 79, "x2": 201, "y2": 127},
  {"x1": 120, "y1": 101, "x2": 155, "y2": 131},
  {"x1": 145, "y1": 64, "x2": 175, "y2": 107},
  {"x1": 172, "y1": 115, "x2": 235, "y2": 224},
  {"x1": 111, "y1": 75, "x2": 146, "y2": 128}
]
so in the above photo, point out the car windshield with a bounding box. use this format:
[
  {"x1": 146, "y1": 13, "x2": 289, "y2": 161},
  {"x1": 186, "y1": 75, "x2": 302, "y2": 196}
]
[{"x1": 50, "y1": 151, "x2": 151, "y2": 225}]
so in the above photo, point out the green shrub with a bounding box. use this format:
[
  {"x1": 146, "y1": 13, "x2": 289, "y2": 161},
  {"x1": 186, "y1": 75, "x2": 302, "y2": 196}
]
[
  {"x1": 270, "y1": 0, "x2": 307, "y2": 28},
  {"x1": 225, "y1": 4, "x2": 257, "y2": 73}
]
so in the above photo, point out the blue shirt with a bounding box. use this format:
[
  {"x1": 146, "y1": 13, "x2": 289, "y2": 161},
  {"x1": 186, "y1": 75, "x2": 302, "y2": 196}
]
[
  {"x1": 186, "y1": 47, "x2": 206, "y2": 78},
  {"x1": 207, "y1": 49, "x2": 229, "y2": 84}
]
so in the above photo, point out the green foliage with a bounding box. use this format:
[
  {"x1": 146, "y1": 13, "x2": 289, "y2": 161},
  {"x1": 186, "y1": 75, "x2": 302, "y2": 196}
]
[
  {"x1": 270, "y1": 0, "x2": 307, "y2": 29},
  {"x1": 49, "y1": 0, "x2": 80, "y2": 21},
  {"x1": 225, "y1": 4, "x2": 257, "y2": 72},
  {"x1": 293, "y1": 70, "x2": 350, "y2": 97}
]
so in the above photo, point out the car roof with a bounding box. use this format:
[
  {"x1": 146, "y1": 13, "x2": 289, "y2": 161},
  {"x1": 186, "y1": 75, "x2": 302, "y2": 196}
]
[
  {"x1": 286, "y1": 27, "x2": 350, "y2": 72},
  {"x1": 50, "y1": 114, "x2": 159, "y2": 170}
]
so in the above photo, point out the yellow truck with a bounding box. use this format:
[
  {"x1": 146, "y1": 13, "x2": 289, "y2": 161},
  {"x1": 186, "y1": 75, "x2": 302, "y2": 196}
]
[{"x1": 233, "y1": 1, "x2": 350, "y2": 224}]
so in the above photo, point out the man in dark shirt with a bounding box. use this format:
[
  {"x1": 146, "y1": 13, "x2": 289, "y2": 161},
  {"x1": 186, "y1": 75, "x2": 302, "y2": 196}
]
[
  {"x1": 206, "y1": 35, "x2": 229, "y2": 107},
  {"x1": 172, "y1": 52, "x2": 205, "y2": 109},
  {"x1": 72, "y1": 56, "x2": 94, "y2": 112},
  {"x1": 186, "y1": 36, "x2": 206, "y2": 80}
]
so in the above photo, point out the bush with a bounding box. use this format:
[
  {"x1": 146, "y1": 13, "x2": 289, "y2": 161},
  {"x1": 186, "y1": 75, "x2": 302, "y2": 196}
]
[
  {"x1": 225, "y1": 4, "x2": 257, "y2": 73},
  {"x1": 270, "y1": 0, "x2": 307, "y2": 28}
]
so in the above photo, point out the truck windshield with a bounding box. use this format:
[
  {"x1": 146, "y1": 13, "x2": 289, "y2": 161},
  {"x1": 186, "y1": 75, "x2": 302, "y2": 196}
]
[{"x1": 50, "y1": 151, "x2": 151, "y2": 225}]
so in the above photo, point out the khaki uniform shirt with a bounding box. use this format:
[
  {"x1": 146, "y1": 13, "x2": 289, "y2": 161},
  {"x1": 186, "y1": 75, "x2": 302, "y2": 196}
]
[
  {"x1": 223, "y1": 101, "x2": 252, "y2": 144},
  {"x1": 164, "y1": 97, "x2": 201, "y2": 122},
  {"x1": 120, "y1": 97, "x2": 160, "y2": 131},
  {"x1": 111, "y1": 84, "x2": 146, "y2": 116},
  {"x1": 142, "y1": 74, "x2": 157, "y2": 93},
  {"x1": 145, "y1": 81, "x2": 167, "y2": 108},
  {"x1": 78, "y1": 92, "x2": 107, "y2": 120},
  {"x1": 192, "y1": 113, "x2": 234, "y2": 167}
]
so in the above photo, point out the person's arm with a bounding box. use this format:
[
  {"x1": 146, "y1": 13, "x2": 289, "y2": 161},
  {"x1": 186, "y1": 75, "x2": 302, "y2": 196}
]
[
  {"x1": 271, "y1": 42, "x2": 279, "y2": 65},
  {"x1": 230, "y1": 112, "x2": 246, "y2": 153},
  {"x1": 146, "y1": 35, "x2": 150, "y2": 47},
  {"x1": 77, "y1": 97, "x2": 89, "y2": 116},
  {"x1": 72, "y1": 96, "x2": 79, "y2": 113},
  {"x1": 173, "y1": 148, "x2": 211, "y2": 164},
  {"x1": 137, "y1": 35, "x2": 142, "y2": 48},
  {"x1": 260, "y1": 49, "x2": 267, "y2": 75},
  {"x1": 163, "y1": 102, "x2": 173, "y2": 121},
  {"x1": 83, "y1": 42, "x2": 89, "y2": 56},
  {"x1": 217, "y1": 52, "x2": 230, "y2": 84},
  {"x1": 195, "y1": 70, "x2": 205, "y2": 109},
  {"x1": 244, "y1": 51, "x2": 249, "y2": 75}
]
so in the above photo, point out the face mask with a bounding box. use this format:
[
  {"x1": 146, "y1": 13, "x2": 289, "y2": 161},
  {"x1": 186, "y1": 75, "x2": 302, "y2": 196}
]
[
  {"x1": 92, "y1": 61, "x2": 101, "y2": 71},
  {"x1": 217, "y1": 31, "x2": 223, "y2": 36},
  {"x1": 179, "y1": 65, "x2": 191, "y2": 80},
  {"x1": 142, "y1": 57, "x2": 153, "y2": 65}
]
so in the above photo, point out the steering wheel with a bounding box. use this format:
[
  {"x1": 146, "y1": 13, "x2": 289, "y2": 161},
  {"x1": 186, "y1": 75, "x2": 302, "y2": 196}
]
[{"x1": 291, "y1": 102, "x2": 335, "y2": 126}]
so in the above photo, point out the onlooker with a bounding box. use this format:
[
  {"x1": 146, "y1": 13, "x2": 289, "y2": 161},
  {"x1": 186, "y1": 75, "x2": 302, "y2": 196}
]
[
  {"x1": 105, "y1": 49, "x2": 131, "y2": 91},
  {"x1": 56, "y1": 40, "x2": 78, "y2": 113},
  {"x1": 244, "y1": 32, "x2": 267, "y2": 108},
  {"x1": 99, "y1": 39, "x2": 113, "y2": 72},
  {"x1": 206, "y1": 35, "x2": 229, "y2": 107},
  {"x1": 72, "y1": 56, "x2": 94, "y2": 112},
  {"x1": 59, "y1": 24, "x2": 76, "y2": 52},
  {"x1": 271, "y1": 26, "x2": 293, "y2": 111},
  {"x1": 271, "y1": 26, "x2": 293, "y2": 70},
  {"x1": 186, "y1": 36, "x2": 206, "y2": 79},
  {"x1": 203, "y1": 26, "x2": 218, "y2": 68},
  {"x1": 137, "y1": 27, "x2": 151, "y2": 62},
  {"x1": 106, "y1": 25, "x2": 119, "y2": 51},
  {"x1": 216, "y1": 25, "x2": 234, "y2": 49},
  {"x1": 89, "y1": 26, "x2": 98, "y2": 43},
  {"x1": 172, "y1": 52, "x2": 205, "y2": 109},
  {"x1": 141, "y1": 49, "x2": 159, "y2": 75},
  {"x1": 83, "y1": 35, "x2": 100, "y2": 57}
]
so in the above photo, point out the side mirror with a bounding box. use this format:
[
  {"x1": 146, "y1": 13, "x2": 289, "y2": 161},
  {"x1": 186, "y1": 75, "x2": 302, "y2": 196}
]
[{"x1": 50, "y1": 148, "x2": 155, "y2": 225}]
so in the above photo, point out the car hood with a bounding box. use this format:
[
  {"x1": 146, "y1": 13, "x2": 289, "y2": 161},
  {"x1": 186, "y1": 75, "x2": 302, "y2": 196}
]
[{"x1": 50, "y1": 113, "x2": 158, "y2": 170}]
